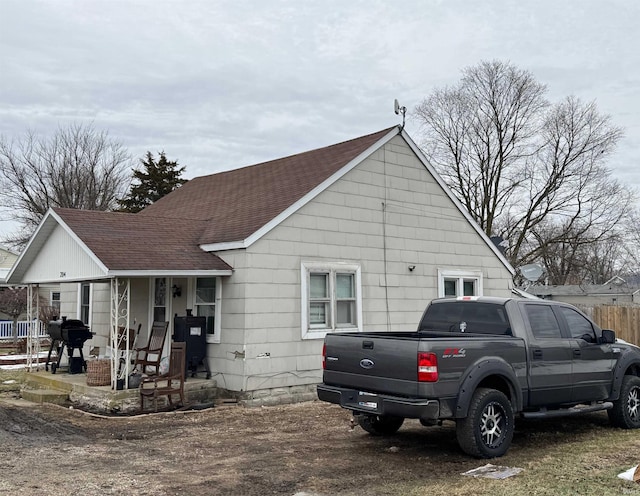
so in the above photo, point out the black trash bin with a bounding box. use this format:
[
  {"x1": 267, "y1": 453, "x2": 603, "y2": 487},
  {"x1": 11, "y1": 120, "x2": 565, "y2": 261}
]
[{"x1": 173, "y1": 310, "x2": 211, "y2": 379}]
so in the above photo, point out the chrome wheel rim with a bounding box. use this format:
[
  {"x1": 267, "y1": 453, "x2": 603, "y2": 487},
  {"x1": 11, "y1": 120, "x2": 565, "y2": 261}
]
[
  {"x1": 480, "y1": 401, "x2": 505, "y2": 448},
  {"x1": 628, "y1": 385, "x2": 640, "y2": 422}
]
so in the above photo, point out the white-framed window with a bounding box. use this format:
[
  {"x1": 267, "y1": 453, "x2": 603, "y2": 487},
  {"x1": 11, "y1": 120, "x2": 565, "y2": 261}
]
[
  {"x1": 301, "y1": 262, "x2": 362, "y2": 340},
  {"x1": 50, "y1": 291, "x2": 61, "y2": 313},
  {"x1": 438, "y1": 269, "x2": 483, "y2": 298},
  {"x1": 78, "y1": 283, "x2": 91, "y2": 325},
  {"x1": 193, "y1": 277, "x2": 222, "y2": 344},
  {"x1": 152, "y1": 278, "x2": 167, "y2": 322}
]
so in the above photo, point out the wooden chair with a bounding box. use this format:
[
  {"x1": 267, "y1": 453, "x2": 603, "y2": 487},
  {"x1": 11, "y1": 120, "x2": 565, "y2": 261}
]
[
  {"x1": 139, "y1": 341, "x2": 187, "y2": 412},
  {"x1": 133, "y1": 321, "x2": 168, "y2": 375}
]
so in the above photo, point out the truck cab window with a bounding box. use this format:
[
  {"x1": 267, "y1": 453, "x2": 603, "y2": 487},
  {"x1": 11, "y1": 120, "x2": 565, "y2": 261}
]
[
  {"x1": 526, "y1": 305, "x2": 562, "y2": 339},
  {"x1": 559, "y1": 307, "x2": 596, "y2": 342}
]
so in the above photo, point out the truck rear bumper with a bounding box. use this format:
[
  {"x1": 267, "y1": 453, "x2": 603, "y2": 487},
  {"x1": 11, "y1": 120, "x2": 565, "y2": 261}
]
[{"x1": 317, "y1": 384, "x2": 440, "y2": 420}]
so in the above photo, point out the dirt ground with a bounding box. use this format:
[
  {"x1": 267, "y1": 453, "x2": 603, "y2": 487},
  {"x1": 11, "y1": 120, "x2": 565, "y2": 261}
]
[{"x1": 1, "y1": 392, "x2": 639, "y2": 496}]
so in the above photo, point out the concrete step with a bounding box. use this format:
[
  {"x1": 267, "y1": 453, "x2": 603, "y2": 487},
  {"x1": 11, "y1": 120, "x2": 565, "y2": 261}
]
[{"x1": 21, "y1": 388, "x2": 69, "y2": 405}]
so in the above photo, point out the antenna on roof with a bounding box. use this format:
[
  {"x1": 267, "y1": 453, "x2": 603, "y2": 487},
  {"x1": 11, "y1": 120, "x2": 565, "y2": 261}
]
[{"x1": 394, "y1": 99, "x2": 407, "y2": 130}]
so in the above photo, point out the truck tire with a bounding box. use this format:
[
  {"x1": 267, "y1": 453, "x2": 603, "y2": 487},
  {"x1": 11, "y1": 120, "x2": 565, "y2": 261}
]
[
  {"x1": 357, "y1": 414, "x2": 404, "y2": 436},
  {"x1": 608, "y1": 375, "x2": 640, "y2": 429},
  {"x1": 456, "y1": 387, "x2": 514, "y2": 458}
]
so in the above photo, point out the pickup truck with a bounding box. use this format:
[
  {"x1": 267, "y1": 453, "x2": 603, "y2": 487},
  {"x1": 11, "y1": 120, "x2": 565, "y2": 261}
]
[{"x1": 317, "y1": 296, "x2": 640, "y2": 458}]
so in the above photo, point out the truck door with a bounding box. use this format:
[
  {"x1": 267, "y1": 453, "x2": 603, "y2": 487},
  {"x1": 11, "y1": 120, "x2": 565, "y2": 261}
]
[
  {"x1": 522, "y1": 303, "x2": 573, "y2": 406},
  {"x1": 555, "y1": 306, "x2": 615, "y2": 403}
]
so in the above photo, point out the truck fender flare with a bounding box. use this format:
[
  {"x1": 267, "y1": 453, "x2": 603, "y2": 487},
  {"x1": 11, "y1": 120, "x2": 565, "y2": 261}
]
[
  {"x1": 454, "y1": 358, "x2": 522, "y2": 419},
  {"x1": 609, "y1": 350, "x2": 640, "y2": 402}
]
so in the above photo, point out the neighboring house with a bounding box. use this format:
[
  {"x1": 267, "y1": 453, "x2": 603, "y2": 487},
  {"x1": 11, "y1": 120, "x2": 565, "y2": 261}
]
[
  {"x1": 7, "y1": 126, "x2": 515, "y2": 402},
  {"x1": 1, "y1": 244, "x2": 60, "y2": 333},
  {"x1": 0, "y1": 244, "x2": 19, "y2": 284},
  {"x1": 527, "y1": 277, "x2": 640, "y2": 306}
]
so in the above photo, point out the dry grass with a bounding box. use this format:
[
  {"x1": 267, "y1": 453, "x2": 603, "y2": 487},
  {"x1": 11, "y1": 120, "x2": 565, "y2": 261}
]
[{"x1": 1, "y1": 395, "x2": 639, "y2": 495}]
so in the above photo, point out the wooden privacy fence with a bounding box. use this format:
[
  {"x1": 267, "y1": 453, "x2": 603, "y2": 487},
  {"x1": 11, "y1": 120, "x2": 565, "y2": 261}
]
[{"x1": 577, "y1": 305, "x2": 640, "y2": 346}]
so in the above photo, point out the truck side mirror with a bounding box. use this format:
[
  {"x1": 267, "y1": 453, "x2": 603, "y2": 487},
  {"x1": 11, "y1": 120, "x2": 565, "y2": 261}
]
[{"x1": 601, "y1": 329, "x2": 616, "y2": 344}]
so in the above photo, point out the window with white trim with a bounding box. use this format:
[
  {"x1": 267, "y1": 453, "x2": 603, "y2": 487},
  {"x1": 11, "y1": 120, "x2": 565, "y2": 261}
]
[
  {"x1": 438, "y1": 269, "x2": 483, "y2": 298},
  {"x1": 79, "y1": 283, "x2": 91, "y2": 325},
  {"x1": 194, "y1": 277, "x2": 222, "y2": 343},
  {"x1": 302, "y1": 262, "x2": 362, "y2": 339},
  {"x1": 50, "y1": 291, "x2": 61, "y2": 313},
  {"x1": 152, "y1": 278, "x2": 167, "y2": 322}
]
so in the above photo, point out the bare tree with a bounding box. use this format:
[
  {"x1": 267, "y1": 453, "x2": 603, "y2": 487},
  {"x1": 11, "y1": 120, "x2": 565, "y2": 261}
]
[
  {"x1": 0, "y1": 123, "x2": 132, "y2": 247},
  {"x1": 414, "y1": 60, "x2": 635, "y2": 271}
]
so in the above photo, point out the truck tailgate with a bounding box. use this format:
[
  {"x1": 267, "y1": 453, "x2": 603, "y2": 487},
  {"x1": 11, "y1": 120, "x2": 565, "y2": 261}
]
[{"x1": 323, "y1": 332, "x2": 420, "y2": 397}]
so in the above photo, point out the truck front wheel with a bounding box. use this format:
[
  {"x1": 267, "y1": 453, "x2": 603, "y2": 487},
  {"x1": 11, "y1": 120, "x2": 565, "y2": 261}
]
[
  {"x1": 356, "y1": 414, "x2": 404, "y2": 436},
  {"x1": 608, "y1": 375, "x2": 640, "y2": 429},
  {"x1": 456, "y1": 388, "x2": 514, "y2": 458}
]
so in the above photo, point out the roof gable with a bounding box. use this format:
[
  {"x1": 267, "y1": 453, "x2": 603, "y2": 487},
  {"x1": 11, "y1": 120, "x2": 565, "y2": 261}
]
[{"x1": 140, "y1": 127, "x2": 397, "y2": 246}]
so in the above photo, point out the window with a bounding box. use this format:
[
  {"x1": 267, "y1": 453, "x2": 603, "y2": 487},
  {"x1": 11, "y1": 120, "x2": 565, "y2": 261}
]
[
  {"x1": 438, "y1": 269, "x2": 483, "y2": 298},
  {"x1": 153, "y1": 278, "x2": 167, "y2": 322},
  {"x1": 559, "y1": 307, "x2": 596, "y2": 342},
  {"x1": 526, "y1": 305, "x2": 562, "y2": 339},
  {"x1": 50, "y1": 291, "x2": 61, "y2": 314},
  {"x1": 79, "y1": 283, "x2": 91, "y2": 325},
  {"x1": 194, "y1": 277, "x2": 220, "y2": 343},
  {"x1": 302, "y1": 262, "x2": 362, "y2": 339}
]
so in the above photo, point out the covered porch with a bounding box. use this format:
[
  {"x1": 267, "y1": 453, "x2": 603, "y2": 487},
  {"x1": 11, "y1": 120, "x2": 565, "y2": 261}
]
[{"x1": 6, "y1": 208, "x2": 233, "y2": 406}]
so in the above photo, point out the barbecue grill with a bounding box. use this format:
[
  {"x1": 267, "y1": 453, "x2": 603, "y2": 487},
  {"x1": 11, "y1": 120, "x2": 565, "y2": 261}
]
[{"x1": 46, "y1": 317, "x2": 93, "y2": 374}]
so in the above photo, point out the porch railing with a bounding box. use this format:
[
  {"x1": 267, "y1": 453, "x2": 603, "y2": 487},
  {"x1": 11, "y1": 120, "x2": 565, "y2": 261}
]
[{"x1": 0, "y1": 320, "x2": 48, "y2": 340}]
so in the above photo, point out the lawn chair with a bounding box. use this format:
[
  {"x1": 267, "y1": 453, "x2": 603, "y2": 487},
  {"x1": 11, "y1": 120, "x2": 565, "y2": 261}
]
[
  {"x1": 133, "y1": 321, "x2": 168, "y2": 375},
  {"x1": 139, "y1": 341, "x2": 187, "y2": 412}
]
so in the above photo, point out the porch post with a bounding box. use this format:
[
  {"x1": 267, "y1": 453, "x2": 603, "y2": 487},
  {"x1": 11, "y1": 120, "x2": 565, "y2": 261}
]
[
  {"x1": 25, "y1": 284, "x2": 40, "y2": 370},
  {"x1": 110, "y1": 277, "x2": 131, "y2": 389}
]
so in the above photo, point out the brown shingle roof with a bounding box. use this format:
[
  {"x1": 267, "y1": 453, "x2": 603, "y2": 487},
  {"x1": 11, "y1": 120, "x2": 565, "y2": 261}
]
[
  {"x1": 139, "y1": 127, "x2": 397, "y2": 245},
  {"x1": 54, "y1": 208, "x2": 231, "y2": 271}
]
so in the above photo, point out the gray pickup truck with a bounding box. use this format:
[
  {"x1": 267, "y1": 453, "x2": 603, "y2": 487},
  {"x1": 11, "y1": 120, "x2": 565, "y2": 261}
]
[{"x1": 317, "y1": 296, "x2": 640, "y2": 458}]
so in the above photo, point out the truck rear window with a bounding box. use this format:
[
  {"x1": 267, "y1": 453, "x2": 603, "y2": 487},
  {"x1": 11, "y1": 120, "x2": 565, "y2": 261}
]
[{"x1": 418, "y1": 302, "x2": 511, "y2": 335}]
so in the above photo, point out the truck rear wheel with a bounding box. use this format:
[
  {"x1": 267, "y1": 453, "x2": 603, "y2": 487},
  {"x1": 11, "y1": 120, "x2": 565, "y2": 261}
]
[
  {"x1": 357, "y1": 414, "x2": 404, "y2": 436},
  {"x1": 456, "y1": 387, "x2": 514, "y2": 458},
  {"x1": 608, "y1": 375, "x2": 640, "y2": 429}
]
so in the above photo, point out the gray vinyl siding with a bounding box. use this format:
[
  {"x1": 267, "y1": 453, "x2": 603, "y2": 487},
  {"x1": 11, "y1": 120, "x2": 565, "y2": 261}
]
[{"x1": 230, "y1": 135, "x2": 513, "y2": 391}]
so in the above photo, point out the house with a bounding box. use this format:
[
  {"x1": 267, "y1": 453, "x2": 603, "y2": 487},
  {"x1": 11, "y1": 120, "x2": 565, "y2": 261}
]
[
  {"x1": 0, "y1": 244, "x2": 19, "y2": 284},
  {"x1": 527, "y1": 277, "x2": 640, "y2": 307},
  {"x1": 7, "y1": 126, "x2": 515, "y2": 404}
]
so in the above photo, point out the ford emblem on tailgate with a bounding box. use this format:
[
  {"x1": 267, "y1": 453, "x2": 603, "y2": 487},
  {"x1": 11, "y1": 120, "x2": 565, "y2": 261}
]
[{"x1": 360, "y1": 358, "x2": 375, "y2": 369}]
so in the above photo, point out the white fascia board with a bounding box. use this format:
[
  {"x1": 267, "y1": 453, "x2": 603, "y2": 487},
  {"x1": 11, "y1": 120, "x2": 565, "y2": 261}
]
[
  {"x1": 107, "y1": 269, "x2": 233, "y2": 278},
  {"x1": 6, "y1": 211, "x2": 54, "y2": 283},
  {"x1": 8, "y1": 209, "x2": 110, "y2": 284},
  {"x1": 401, "y1": 129, "x2": 516, "y2": 276},
  {"x1": 200, "y1": 127, "x2": 401, "y2": 253},
  {"x1": 200, "y1": 240, "x2": 247, "y2": 251},
  {"x1": 48, "y1": 209, "x2": 110, "y2": 274}
]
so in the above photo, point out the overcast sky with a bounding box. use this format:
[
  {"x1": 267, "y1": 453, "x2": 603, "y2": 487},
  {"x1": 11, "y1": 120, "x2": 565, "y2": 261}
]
[{"x1": 1, "y1": 0, "x2": 639, "y2": 237}]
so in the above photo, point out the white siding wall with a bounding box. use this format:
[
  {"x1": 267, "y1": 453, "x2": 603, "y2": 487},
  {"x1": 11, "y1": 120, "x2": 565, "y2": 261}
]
[
  {"x1": 21, "y1": 224, "x2": 105, "y2": 283},
  {"x1": 209, "y1": 251, "x2": 249, "y2": 391},
  {"x1": 230, "y1": 136, "x2": 513, "y2": 392}
]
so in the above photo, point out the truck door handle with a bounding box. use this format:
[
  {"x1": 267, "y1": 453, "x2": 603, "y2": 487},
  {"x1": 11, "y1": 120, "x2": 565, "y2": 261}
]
[
  {"x1": 573, "y1": 349, "x2": 581, "y2": 357},
  {"x1": 362, "y1": 341, "x2": 374, "y2": 350},
  {"x1": 532, "y1": 349, "x2": 543, "y2": 359}
]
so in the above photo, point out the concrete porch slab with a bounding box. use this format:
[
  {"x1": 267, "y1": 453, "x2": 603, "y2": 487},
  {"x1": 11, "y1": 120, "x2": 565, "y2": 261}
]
[{"x1": 23, "y1": 370, "x2": 218, "y2": 414}]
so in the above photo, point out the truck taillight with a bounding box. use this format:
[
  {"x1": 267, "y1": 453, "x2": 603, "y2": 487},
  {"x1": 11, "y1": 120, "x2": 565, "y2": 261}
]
[
  {"x1": 322, "y1": 343, "x2": 326, "y2": 369},
  {"x1": 418, "y1": 352, "x2": 438, "y2": 382}
]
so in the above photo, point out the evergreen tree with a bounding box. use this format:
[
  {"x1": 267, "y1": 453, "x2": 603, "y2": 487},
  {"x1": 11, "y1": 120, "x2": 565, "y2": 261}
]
[{"x1": 118, "y1": 151, "x2": 187, "y2": 213}]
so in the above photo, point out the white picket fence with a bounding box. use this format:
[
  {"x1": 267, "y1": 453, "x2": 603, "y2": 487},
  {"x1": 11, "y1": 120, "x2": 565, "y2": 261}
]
[{"x1": 0, "y1": 320, "x2": 48, "y2": 340}]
